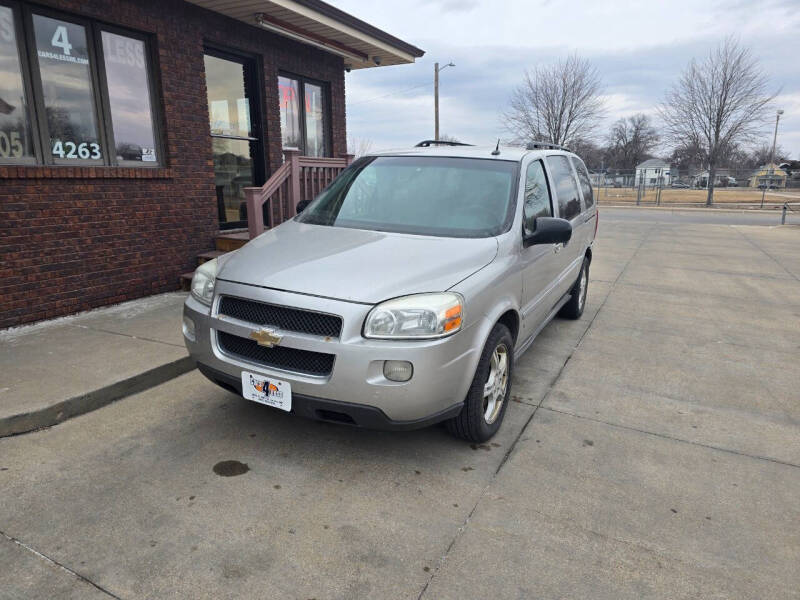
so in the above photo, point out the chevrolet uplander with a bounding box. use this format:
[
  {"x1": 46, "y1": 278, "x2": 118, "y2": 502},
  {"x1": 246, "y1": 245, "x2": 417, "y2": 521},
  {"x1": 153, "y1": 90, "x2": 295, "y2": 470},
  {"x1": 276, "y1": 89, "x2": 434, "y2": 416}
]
[{"x1": 183, "y1": 141, "x2": 597, "y2": 442}]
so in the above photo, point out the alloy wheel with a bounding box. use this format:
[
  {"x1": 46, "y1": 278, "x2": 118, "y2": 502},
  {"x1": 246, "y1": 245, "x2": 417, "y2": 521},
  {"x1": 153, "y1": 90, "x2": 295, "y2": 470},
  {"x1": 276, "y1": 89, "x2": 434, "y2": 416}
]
[
  {"x1": 483, "y1": 344, "x2": 509, "y2": 424},
  {"x1": 578, "y1": 265, "x2": 588, "y2": 311}
]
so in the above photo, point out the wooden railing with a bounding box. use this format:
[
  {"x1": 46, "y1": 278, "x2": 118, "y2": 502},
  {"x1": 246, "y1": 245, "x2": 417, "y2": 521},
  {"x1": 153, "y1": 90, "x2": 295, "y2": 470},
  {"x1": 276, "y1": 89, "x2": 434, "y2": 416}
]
[{"x1": 244, "y1": 149, "x2": 354, "y2": 239}]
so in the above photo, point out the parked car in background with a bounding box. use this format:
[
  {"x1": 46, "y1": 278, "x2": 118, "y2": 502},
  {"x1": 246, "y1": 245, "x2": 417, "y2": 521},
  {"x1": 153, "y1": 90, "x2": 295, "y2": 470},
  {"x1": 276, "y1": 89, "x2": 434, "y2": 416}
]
[
  {"x1": 670, "y1": 181, "x2": 690, "y2": 188},
  {"x1": 184, "y1": 141, "x2": 597, "y2": 442}
]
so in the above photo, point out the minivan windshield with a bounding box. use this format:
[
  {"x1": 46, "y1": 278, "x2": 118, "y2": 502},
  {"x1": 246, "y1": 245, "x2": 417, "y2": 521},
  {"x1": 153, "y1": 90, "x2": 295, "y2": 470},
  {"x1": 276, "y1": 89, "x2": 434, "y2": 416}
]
[{"x1": 296, "y1": 156, "x2": 518, "y2": 238}]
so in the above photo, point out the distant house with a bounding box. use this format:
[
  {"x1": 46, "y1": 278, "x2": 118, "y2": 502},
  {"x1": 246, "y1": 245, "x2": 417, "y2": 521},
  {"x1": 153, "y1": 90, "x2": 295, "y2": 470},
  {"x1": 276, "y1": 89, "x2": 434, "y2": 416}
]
[
  {"x1": 748, "y1": 164, "x2": 787, "y2": 189},
  {"x1": 634, "y1": 159, "x2": 672, "y2": 188},
  {"x1": 594, "y1": 170, "x2": 635, "y2": 188},
  {"x1": 779, "y1": 161, "x2": 800, "y2": 188},
  {"x1": 695, "y1": 169, "x2": 737, "y2": 188}
]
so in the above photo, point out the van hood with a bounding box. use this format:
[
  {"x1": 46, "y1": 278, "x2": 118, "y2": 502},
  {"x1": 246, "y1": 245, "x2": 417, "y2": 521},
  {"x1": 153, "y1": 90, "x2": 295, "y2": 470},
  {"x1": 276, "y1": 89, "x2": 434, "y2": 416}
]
[{"x1": 217, "y1": 220, "x2": 498, "y2": 304}]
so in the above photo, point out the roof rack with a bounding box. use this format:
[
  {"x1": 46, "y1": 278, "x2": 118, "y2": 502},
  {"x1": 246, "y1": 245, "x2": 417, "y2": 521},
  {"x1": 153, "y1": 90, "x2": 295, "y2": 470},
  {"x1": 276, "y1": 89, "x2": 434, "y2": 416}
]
[
  {"x1": 526, "y1": 141, "x2": 570, "y2": 152},
  {"x1": 415, "y1": 139, "x2": 474, "y2": 147}
]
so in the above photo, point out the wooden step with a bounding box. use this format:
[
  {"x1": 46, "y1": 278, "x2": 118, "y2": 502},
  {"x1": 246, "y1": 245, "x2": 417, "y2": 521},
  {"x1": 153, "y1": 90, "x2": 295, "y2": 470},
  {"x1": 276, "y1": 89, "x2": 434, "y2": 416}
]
[
  {"x1": 215, "y1": 231, "x2": 249, "y2": 252},
  {"x1": 179, "y1": 272, "x2": 194, "y2": 292},
  {"x1": 197, "y1": 250, "x2": 226, "y2": 265},
  {"x1": 181, "y1": 231, "x2": 250, "y2": 290}
]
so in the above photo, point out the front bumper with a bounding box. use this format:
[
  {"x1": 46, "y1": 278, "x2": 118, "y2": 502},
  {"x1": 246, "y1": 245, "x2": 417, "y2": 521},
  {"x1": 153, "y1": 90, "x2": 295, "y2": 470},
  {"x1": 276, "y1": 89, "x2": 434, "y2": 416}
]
[
  {"x1": 183, "y1": 280, "x2": 484, "y2": 424},
  {"x1": 196, "y1": 363, "x2": 463, "y2": 430}
]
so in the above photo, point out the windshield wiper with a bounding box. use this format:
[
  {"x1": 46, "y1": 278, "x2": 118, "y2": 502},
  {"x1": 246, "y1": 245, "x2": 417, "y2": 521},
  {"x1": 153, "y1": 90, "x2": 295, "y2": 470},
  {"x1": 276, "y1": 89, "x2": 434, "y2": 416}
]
[{"x1": 300, "y1": 209, "x2": 338, "y2": 226}]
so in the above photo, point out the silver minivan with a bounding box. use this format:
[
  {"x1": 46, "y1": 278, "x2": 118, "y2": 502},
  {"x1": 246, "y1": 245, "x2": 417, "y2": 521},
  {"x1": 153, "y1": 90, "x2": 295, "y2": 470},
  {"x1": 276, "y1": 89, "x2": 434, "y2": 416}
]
[{"x1": 183, "y1": 142, "x2": 597, "y2": 442}]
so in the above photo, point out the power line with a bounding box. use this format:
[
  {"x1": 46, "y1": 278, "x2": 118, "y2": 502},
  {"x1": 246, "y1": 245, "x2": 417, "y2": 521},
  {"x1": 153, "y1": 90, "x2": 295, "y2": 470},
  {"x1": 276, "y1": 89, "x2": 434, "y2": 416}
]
[{"x1": 348, "y1": 81, "x2": 432, "y2": 106}]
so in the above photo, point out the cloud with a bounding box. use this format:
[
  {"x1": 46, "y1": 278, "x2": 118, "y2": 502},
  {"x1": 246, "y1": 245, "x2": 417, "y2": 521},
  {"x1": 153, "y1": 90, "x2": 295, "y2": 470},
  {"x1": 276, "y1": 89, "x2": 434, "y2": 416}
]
[
  {"x1": 338, "y1": 0, "x2": 800, "y2": 157},
  {"x1": 419, "y1": 0, "x2": 479, "y2": 13}
]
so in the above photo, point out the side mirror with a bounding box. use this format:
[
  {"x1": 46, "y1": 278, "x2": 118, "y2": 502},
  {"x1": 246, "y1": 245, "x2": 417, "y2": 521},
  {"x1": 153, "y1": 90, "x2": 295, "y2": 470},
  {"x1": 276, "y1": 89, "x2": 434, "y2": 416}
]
[
  {"x1": 296, "y1": 199, "x2": 311, "y2": 214},
  {"x1": 523, "y1": 217, "x2": 572, "y2": 247}
]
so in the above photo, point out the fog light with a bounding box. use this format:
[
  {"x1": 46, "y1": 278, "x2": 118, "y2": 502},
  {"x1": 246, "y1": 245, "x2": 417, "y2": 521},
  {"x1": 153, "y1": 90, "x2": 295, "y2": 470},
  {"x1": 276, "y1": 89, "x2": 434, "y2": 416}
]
[
  {"x1": 182, "y1": 316, "x2": 196, "y2": 342},
  {"x1": 383, "y1": 360, "x2": 413, "y2": 382}
]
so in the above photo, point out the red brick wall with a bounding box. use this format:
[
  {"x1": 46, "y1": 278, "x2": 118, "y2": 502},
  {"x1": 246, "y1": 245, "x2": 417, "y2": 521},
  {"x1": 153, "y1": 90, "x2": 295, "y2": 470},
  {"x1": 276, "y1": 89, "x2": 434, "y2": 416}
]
[{"x1": 0, "y1": 0, "x2": 347, "y2": 328}]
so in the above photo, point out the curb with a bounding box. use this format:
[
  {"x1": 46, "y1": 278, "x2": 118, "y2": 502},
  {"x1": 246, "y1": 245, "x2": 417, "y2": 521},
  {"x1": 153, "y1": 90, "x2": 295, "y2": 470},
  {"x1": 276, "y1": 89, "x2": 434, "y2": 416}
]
[{"x1": 0, "y1": 356, "x2": 196, "y2": 438}]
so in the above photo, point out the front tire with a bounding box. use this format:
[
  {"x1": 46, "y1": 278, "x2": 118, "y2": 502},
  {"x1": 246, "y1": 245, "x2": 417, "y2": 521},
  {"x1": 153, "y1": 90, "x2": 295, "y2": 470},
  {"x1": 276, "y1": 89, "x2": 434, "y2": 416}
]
[
  {"x1": 446, "y1": 323, "x2": 514, "y2": 443},
  {"x1": 559, "y1": 257, "x2": 589, "y2": 320}
]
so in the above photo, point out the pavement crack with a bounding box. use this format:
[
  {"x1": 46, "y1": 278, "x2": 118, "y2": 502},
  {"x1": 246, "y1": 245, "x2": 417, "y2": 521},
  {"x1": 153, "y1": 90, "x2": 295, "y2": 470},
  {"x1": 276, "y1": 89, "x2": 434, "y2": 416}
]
[
  {"x1": 582, "y1": 318, "x2": 793, "y2": 354},
  {"x1": 510, "y1": 502, "x2": 677, "y2": 561},
  {"x1": 1, "y1": 530, "x2": 122, "y2": 599},
  {"x1": 634, "y1": 262, "x2": 795, "y2": 281},
  {"x1": 732, "y1": 225, "x2": 800, "y2": 283},
  {"x1": 539, "y1": 406, "x2": 800, "y2": 470},
  {"x1": 69, "y1": 324, "x2": 186, "y2": 348},
  {"x1": 418, "y1": 225, "x2": 655, "y2": 599},
  {"x1": 610, "y1": 279, "x2": 800, "y2": 309}
]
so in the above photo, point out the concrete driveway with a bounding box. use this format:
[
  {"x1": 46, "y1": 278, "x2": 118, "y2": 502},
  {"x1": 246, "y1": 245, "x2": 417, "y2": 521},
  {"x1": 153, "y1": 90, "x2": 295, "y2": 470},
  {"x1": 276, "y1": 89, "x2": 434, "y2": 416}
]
[{"x1": 2, "y1": 209, "x2": 799, "y2": 599}]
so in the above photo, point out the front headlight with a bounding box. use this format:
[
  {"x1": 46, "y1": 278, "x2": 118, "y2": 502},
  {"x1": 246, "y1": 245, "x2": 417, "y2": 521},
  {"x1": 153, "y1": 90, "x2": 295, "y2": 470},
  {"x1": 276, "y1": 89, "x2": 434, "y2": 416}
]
[
  {"x1": 363, "y1": 293, "x2": 464, "y2": 339},
  {"x1": 190, "y1": 258, "x2": 217, "y2": 306}
]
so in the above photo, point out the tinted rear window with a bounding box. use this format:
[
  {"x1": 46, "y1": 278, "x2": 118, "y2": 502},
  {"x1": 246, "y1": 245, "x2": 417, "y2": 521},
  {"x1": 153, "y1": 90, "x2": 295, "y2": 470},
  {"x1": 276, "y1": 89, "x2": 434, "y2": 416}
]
[
  {"x1": 571, "y1": 156, "x2": 594, "y2": 208},
  {"x1": 546, "y1": 155, "x2": 581, "y2": 221}
]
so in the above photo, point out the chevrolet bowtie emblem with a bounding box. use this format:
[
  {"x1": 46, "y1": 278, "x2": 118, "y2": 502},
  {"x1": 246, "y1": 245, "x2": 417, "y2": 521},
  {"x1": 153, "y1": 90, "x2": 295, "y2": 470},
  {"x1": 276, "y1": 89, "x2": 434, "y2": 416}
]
[{"x1": 250, "y1": 328, "x2": 282, "y2": 348}]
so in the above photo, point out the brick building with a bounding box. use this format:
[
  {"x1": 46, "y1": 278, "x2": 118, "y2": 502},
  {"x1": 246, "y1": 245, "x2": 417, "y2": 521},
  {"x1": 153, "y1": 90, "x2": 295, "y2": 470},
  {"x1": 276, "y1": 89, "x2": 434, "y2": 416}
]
[{"x1": 0, "y1": 0, "x2": 422, "y2": 328}]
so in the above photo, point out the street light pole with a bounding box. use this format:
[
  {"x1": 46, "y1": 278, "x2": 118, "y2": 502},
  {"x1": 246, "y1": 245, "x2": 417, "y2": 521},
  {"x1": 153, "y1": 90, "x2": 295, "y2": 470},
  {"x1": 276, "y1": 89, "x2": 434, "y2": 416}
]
[
  {"x1": 434, "y1": 61, "x2": 455, "y2": 141},
  {"x1": 761, "y1": 109, "x2": 784, "y2": 208}
]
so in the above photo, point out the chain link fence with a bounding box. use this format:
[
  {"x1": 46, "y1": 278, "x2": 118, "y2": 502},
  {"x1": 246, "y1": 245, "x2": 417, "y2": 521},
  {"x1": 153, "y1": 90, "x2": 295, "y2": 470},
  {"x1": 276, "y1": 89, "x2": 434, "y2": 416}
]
[{"x1": 591, "y1": 167, "x2": 800, "y2": 207}]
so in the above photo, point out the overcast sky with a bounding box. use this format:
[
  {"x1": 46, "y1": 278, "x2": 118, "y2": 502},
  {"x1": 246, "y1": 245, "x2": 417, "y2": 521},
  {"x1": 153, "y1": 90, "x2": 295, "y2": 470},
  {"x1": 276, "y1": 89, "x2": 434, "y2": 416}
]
[{"x1": 337, "y1": 0, "x2": 800, "y2": 159}]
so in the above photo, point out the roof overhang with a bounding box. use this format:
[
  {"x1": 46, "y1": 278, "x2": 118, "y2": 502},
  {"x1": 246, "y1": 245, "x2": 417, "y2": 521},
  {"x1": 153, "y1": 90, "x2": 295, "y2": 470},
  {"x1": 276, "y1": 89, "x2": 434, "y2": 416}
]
[{"x1": 185, "y1": 0, "x2": 424, "y2": 69}]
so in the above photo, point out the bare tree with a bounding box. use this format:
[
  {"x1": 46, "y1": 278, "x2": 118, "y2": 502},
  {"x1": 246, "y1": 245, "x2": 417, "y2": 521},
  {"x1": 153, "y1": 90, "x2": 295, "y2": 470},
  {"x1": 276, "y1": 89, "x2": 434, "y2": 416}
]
[
  {"x1": 659, "y1": 38, "x2": 776, "y2": 205},
  {"x1": 503, "y1": 55, "x2": 604, "y2": 147},
  {"x1": 669, "y1": 141, "x2": 706, "y2": 176},
  {"x1": 347, "y1": 136, "x2": 374, "y2": 158},
  {"x1": 569, "y1": 138, "x2": 604, "y2": 170},
  {"x1": 438, "y1": 133, "x2": 463, "y2": 143},
  {"x1": 605, "y1": 113, "x2": 659, "y2": 169},
  {"x1": 747, "y1": 141, "x2": 788, "y2": 168}
]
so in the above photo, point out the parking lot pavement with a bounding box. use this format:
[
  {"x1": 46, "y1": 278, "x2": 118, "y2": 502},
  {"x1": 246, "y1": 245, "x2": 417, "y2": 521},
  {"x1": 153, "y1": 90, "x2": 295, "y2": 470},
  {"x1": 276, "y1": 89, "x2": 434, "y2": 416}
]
[{"x1": 2, "y1": 208, "x2": 799, "y2": 599}]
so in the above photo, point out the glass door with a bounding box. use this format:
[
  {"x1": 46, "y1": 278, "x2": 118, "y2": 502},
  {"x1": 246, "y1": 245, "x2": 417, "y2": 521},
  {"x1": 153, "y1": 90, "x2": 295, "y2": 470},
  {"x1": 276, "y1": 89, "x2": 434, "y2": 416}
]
[{"x1": 203, "y1": 50, "x2": 263, "y2": 229}]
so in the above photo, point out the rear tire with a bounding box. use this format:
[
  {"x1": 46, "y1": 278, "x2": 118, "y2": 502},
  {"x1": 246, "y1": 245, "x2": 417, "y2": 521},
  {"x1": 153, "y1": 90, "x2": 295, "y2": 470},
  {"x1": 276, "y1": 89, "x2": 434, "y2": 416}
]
[
  {"x1": 559, "y1": 257, "x2": 589, "y2": 320},
  {"x1": 446, "y1": 323, "x2": 514, "y2": 443}
]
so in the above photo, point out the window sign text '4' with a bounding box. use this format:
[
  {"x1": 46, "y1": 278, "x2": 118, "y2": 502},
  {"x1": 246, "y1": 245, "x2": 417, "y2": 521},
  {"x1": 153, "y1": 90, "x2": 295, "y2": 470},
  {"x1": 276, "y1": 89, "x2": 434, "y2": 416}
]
[{"x1": 38, "y1": 25, "x2": 88, "y2": 64}]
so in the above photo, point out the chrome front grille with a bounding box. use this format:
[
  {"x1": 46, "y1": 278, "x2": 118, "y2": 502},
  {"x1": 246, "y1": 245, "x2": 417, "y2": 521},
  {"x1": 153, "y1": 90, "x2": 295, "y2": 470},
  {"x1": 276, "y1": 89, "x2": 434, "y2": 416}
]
[
  {"x1": 217, "y1": 331, "x2": 335, "y2": 377},
  {"x1": 218, "y1": 296, "x2": 342, "y2": 338}
]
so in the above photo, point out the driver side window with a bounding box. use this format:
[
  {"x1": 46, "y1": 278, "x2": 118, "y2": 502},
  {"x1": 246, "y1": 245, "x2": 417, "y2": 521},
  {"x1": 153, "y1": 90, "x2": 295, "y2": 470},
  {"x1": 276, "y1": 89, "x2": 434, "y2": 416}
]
[{"x1": 523, "y1": 160, "x2": 552, "y2": 235}]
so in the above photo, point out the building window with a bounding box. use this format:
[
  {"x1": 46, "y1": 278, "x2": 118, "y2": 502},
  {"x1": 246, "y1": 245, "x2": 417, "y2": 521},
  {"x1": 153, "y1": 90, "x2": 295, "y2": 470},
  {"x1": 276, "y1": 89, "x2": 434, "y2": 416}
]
[
  {"x1": 102, "y1": 31, "x2": 158, "y2": 163},
  {"x1": 278, "y1": 73, "x2": 329, "y2": 157},
  {"x1": 304, "y1": 82, "x2": 324, "y2": 157},
  {"x1": 0, "y1": 5, "x2": 34, "y2": 162},
  {"x1": 32, "y1": 14, "x2": 102, "y2": 164},
  {"x1": 0, "y1": 3, "x2": 161, "y2": 166}
]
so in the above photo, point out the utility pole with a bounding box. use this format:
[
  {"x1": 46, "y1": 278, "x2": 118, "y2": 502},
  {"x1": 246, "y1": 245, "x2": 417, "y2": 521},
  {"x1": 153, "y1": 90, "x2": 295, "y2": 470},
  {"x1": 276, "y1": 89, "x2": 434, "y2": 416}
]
[
  {"x1": 761, "y1": 109, "x2": 784, "y2": 208},
  {"x1": 434, "y1": 62, "x2": 455, "y2": 141},
  {"x1": 434, "y1": 62, "x2": 439, "y2": 141}
]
